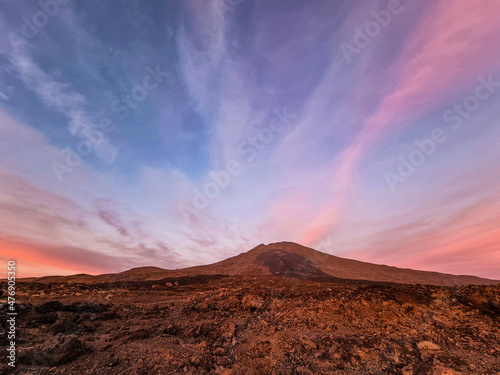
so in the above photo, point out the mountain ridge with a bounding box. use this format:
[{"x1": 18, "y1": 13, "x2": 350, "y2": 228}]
[{"x1": 18, "y1": 242, "x2": 499, "y2": 286}]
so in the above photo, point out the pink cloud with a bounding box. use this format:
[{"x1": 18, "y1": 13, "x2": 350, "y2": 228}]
[
  {"x1": 342, "y1": 185, "x2": 500, "y2": 279},
  {"x1": 366, "y1": 0, "x2": 500, "y2": 131},
  {"x1": 0, "y1": 238, "x2": 119, "y2": 277},
  {"x1": 294, "y1": 0, "x2": 500, "y2": 245}
]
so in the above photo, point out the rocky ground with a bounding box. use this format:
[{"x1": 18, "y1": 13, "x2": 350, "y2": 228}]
[{"x1": 1, "y1": 276, "x2": 499, "y2": 374}]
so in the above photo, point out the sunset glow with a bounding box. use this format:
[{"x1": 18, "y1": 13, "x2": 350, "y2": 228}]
[{"x1": 1, "y1": 0, "x2": 499, "y2": 278}]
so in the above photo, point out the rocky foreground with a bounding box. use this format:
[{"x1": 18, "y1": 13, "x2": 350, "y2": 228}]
[{"x1": 1, "y1": 276, "x2": 499, "y2": 374}]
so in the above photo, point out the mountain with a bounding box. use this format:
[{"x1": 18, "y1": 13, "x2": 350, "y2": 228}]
[{"x1": 21, "y1": 242, "x2": 499, "y2": 286}]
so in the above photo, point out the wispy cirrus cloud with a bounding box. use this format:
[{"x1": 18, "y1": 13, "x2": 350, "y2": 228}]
[
  {"x1": 5, "y1": 42, "x2": 118, "y2": 163},
  {"x1": 0, "y1": 0, "x2": 499, "y2": 279},
  {"x1": 283, "y1": 0, "x2": 500, "y2": 246}
]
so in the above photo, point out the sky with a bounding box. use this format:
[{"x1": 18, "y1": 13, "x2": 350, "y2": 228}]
[{"x1": 0, "y1": 0, "x2": 499, "y2": 279}]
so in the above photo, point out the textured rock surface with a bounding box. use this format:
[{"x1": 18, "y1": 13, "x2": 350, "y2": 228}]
[{"x1": 1, "y1": 276, "x2": 499, "y2": 374}]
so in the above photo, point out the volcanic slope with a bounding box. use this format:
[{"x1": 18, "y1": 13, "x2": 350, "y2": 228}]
[{"x1": 20, "y1": 242, "x2": 499, "y2": 286}]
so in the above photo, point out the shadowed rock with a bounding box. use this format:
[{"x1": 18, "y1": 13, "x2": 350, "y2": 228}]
[{"x1": 255, "y1": 250, "x2": 332, "y2": 279}]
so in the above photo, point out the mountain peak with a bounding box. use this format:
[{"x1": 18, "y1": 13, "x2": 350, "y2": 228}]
[{"x1": 20, "y1": 242, "x2": 499, "y2": 286}]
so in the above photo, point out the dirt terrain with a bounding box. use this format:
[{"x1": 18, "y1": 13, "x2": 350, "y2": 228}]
[{"x1": 1, "y1": 275, "x2": 499, "y2": 374}]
